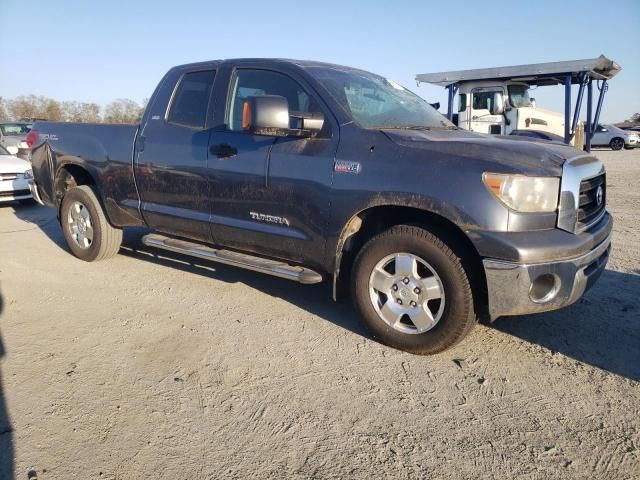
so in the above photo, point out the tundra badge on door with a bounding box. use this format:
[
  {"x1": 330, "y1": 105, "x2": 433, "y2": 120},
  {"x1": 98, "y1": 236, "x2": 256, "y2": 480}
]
[{"x1": 250, "y1": 211, "x2": 291, "y2": 227}]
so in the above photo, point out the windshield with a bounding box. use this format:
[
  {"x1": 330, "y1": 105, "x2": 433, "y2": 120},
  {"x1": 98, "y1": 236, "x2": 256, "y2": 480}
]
[
  {"x1": 307, "y1": 67, "x2": 453, "y2": 129},
  {"x1": 508, "y1": 85, "x2": 532, "y2": 108},
  {"x1": 0, "y1": 123, "x2": 32, "y2": 136}
]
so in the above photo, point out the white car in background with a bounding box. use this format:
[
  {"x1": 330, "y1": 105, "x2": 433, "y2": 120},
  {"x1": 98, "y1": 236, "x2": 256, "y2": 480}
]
[
  {"x1": 590, "y1": 124, "x2": 639, "y2": 150},
  {"x1": 0, "y1": 144, "x2": 34, "y2": 204},
  {"x1": 0, "y1": 122, "x2": 32, "y2": 160}
]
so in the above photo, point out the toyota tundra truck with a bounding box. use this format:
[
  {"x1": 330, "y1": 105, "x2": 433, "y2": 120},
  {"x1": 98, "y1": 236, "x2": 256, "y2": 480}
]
[{"x1": 26, "y1": 59, "x2": 612, "y2": 354}]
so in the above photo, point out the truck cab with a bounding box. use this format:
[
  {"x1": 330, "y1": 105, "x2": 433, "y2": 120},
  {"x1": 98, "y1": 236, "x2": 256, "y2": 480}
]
[{"x1": 455, "y1": 81, "x2": 565, "y2": 139}]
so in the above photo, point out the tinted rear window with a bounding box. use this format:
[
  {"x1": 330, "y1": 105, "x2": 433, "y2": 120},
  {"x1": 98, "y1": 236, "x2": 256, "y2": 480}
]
[{"x1": 167, "y1": 70, "x2": 216, "y2": 128}]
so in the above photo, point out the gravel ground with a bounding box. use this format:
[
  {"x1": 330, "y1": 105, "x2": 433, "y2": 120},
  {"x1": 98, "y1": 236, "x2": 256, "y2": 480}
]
[{"x1": 0, "y1": 149, "x2": 638, "y2": 479}]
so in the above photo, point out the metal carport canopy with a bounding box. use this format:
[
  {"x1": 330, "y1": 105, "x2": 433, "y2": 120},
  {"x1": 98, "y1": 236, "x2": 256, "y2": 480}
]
[{"x1": 415, "y1": 55, "x2": 621, "y2": 86}]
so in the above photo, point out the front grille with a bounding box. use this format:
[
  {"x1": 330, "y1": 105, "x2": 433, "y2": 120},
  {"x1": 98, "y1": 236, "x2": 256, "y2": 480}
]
[
  {"x1": 0, "y1": 189, "x2": 30, "y2": 198},
  {"x1": 577, "y1": 173, "x2": 605, "y2": 229}
]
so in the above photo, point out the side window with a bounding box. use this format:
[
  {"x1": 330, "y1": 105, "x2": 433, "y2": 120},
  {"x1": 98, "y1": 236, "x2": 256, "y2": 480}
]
[
  {"x1": 167, "y1": 70, "x2": 216, "y2": 128},
  {"x1": 457, "y1": 93, "x2": 467, "y2": 113},
  {"x1": 472, "y1": 90, "x2": 501, "y2": 111},
  {"x1": 227, "y1": 69, "x2": 316, "y2": 132}
]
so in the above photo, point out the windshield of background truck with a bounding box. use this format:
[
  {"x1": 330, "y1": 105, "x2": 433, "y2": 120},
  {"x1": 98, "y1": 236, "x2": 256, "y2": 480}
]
[
  {"x1": 508, "y1": 85, "x2": 533, "y2": 108},
  {"x1": 308, "y1": 67, "x2": 453, "y2": 129},
  {"x1": 0, "y1": 124, "x2": 32, "y2": 136}
]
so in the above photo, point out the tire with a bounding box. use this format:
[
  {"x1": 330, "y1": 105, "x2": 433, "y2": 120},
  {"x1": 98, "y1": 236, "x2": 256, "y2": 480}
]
[
  {"x1": 60, "y1": 185, "x2": 122, "y2": 261},
  {"x1": 351, "y1": 225, "x2": 477, "y2": 355},
  {"x1": 609, "y1": 137, "x2": 624, "y2": 151}
]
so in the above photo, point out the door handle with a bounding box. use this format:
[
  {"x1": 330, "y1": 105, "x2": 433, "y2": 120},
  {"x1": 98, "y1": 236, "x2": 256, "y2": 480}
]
[{"x1": 209, "y1": 143, "x2": 238, "y2": 158}]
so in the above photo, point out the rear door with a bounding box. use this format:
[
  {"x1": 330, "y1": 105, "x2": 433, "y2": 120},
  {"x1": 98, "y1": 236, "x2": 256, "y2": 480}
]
[{"x1": 135, "y1": 68, "x2": 216, "y2": 242}]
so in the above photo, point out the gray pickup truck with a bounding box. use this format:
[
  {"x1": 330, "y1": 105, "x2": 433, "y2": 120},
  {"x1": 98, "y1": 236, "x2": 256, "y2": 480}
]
[{"x1": 27, "y1": 58, "x2": 612, "y2": 354}]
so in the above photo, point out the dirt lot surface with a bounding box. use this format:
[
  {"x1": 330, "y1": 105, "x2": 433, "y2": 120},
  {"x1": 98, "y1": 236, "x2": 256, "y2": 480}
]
[{"x1": 0, "y1": 149, "x2": 638, "y2": 479}]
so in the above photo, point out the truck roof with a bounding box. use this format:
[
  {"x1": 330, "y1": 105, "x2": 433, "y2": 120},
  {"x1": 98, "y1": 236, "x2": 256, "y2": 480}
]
[
  {"x1": 415, "y1": 55, "x2": 621, "y2": 87},
  {"x1": 171, "y1": 58, "x2": 368, "y2": 73}
]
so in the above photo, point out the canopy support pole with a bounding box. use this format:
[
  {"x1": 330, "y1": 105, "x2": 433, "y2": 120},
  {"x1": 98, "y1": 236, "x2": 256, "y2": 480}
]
[
  {"x1": 586, "y1": 79, "x2": 593, "y2": 153},
  {"x1": 571, "y1": 72, "x2": 588, "y2": 137},
  {"x1": 592, "y1": 80, "x2": 608, "y2": 134},
  {"x1": 446, "y1": 84, "x2": 458, "y2": 121},
  {"x1": 564, "y1": 74, "x2": 572, "y2": 144}
]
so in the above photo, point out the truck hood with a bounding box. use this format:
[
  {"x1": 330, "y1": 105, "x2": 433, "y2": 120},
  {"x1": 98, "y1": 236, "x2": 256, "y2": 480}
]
[
  {"x1": 0, "y1": 154, "x2": 31, "y2": 173},
  {"x1": 514, "y1": 106, "x2": 567, "y2": 136},
  {"x1": 381, "y1": 128, "x2": 582, "y2": 176}
]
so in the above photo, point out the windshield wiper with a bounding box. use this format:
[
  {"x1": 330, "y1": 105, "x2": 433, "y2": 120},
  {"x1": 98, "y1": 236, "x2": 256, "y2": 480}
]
[
  {"x1": 380, "y1": 124, "x2": 459, "y2": 131},
  {"x1": 379, "y1": 125, "x2": 433, "y2": 131}
]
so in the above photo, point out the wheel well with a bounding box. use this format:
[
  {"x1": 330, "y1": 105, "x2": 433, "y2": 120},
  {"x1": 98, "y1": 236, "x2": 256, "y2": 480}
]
[
  {"x1": 54, "y1": 164, "x2": 96, "y2": 206},
  {"x1": 335, "y1": 206, "x2": 488, "y2": 317}
]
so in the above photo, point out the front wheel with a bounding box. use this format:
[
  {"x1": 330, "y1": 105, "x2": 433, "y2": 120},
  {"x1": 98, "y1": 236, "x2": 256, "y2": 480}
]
[
  {"x1": 351, "y1": 225, "x2": 477, "y2": 354},
  {"x1": 60, "y1": 185, "x2": 122, "y2": 261},
  {"x1": 609, "y1": 137, "x2": 624, "y2": 150}
]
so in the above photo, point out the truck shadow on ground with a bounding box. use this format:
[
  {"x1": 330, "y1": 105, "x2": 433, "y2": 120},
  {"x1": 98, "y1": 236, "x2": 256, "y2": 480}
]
[
  {"x1": 491, "y1": 269, "x2": 640, "y2": 381},
  {"x1": 118, "y1": 228, "x2": 369, "y2": 339},
  {"x1": 12, "y1": 204, "x2": 640, "y2": 382}
]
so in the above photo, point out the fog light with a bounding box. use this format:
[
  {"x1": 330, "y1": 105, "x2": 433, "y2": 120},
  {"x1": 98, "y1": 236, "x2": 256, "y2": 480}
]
[{"x1": 529, "y1": 273, "x2": 560, "y2": 303}]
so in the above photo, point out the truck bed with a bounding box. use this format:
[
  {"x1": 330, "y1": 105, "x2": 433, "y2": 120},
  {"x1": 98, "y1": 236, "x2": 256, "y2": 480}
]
[{"x1": 30, "y1": 121, "x2": 142, "y2": 226}]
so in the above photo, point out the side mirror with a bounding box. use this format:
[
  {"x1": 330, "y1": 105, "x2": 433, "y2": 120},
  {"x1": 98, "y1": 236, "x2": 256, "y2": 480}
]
[
  {"x1": 242, "y1": 95, "x2": 324, "y2": 137},
  {"x1": 530, "y1": 97, "x2": 537, "y2": 108},
  {"x1": 242, "y1": 95, "x2": 290, "y2": 136},
  {"x1": 6, "y1": 145, "x2": 19, "y2": 155},
  {"x1": 430, "y1": 102, "x2": 441, "y2": 111},
  {"x1": 490, "y1": 93, "x2": 504, "y2": 115}
]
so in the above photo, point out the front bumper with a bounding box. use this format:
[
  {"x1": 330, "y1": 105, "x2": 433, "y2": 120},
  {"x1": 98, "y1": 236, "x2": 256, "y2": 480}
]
[
  {"x1": 483, "y1": 230, "x2": 611, "y2": 320},
  {"x1": 0, "y1": 177, "x2": 32, "y2": 202}
]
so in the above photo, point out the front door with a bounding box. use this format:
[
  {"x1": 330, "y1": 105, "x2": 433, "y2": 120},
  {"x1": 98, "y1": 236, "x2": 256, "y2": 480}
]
[
  {"x1": 135, "y1": 69, "x2": 216, "y2": 242},
  {"x1": 207, "y1": 67, "x2": 336, "y2": 264}
]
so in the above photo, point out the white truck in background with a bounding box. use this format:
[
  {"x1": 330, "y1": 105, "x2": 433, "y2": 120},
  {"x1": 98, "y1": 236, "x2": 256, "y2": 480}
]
[
  {"x1": 447, "y1": 81, "x2": 564, "y2": 138},
  {"x1": 416, "y1": 56, "x2": 621, "y2": 151}
]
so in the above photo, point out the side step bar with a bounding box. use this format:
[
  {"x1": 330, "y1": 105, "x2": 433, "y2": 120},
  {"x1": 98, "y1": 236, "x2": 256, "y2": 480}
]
[{"x1": 141, "y1": 233, "x2": 323, "y2": 285}]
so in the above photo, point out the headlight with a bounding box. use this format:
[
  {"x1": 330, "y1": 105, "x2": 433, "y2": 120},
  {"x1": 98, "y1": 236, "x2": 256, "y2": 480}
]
[
  {"x1": 483, "y1": 173, "x2": 560, "y2": 212},
  {"x1": 23, "y1": 169, "x2": 34, "y2": 180}
]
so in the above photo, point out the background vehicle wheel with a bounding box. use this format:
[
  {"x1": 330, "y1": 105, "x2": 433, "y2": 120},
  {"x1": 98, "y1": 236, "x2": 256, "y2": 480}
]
[
  {"x1": 60, "y1": 185, "x2": 122, "y2": 261},
  {"x1": 609, "y1": 137, "x2": 624, "y2": 150},
  {"x1": 351, "y1": 225, "x2": 477, "y2": 355}
]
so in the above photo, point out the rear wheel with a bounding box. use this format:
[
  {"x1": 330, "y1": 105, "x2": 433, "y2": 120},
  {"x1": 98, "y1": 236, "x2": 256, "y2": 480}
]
[
  {"x1": 609, "y1": 137, "x2": 624, "y2": 150},
  {"x1": 60, "y1": 185, "x2": 122, "y2": 261},
  {"x1": 351, "y1": 225, "x2": 477, "y2": 354}
]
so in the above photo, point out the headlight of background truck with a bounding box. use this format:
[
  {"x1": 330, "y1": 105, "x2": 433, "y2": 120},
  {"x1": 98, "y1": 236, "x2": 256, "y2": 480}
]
[{"x1": 483, "y1": 173, "x2": 560, "y2": 213}]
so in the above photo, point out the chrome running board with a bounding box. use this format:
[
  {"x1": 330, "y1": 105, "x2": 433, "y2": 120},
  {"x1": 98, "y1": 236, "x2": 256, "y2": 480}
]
[{"x1": 141, "y1": 233, "x2": 323, "y2": 285}]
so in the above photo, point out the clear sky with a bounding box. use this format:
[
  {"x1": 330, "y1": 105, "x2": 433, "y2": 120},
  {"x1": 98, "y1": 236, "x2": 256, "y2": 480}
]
[{"x1": 1, "y1": 0, "x2": 638, "y2": 122}]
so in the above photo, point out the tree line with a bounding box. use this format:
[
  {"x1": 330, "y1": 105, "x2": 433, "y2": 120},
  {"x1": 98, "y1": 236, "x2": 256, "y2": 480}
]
[
  {"x1": 0, "y1": 95, "x2": 148, "y2": 124},
  {"x1": 1, "y1": 95, "x2": 638, "y2": 126}
]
